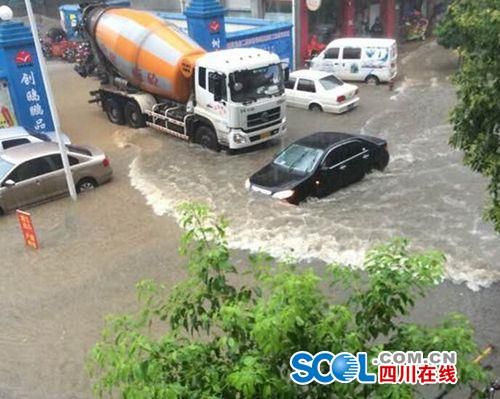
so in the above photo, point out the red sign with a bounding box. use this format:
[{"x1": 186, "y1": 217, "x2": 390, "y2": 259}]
[
  {"x1": 15, "y1": 50, "x2": 33, "y2": 66},
  {"x1": 209, "y1": 20, "x2": 220, "y2": 33},
  {"x1": 16, "y1": 210, "x2": 39, "y2": 249}
]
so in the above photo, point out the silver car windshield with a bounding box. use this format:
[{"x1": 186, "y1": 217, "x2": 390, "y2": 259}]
[
  {"x1": 319, "y1": 75, "x2": 344, "y2": 90},
  {"x1": 229, "y1": 64, "x2": 284, "y2": 103},
  {"x1": 0, "y1": 158, "x2": 14, "y2": 181},
  {"x1": 273, "y1": 144, "x2": 324, "y2": 174}
]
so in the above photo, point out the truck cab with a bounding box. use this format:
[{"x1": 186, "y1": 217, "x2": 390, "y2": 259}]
[{"x1": 194, "y1": 49, "x2": 288, "y2": 149}]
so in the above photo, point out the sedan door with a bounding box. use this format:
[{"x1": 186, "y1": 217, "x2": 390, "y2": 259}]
[
  {"x1": 341, "y1": 141, "x2": 370, "y2": 184},
  {"x1": 284, "y1": 77, "x2": 298, "y2": 107},
  {"x1": 295, "y1": 79, "x2": 317, "y2": 109},
  {"x1": 315, "y1": 145, "x2": 349, "y2": 197},
  {"x1": 0, "y1": 157, "x2": 52, "y2": 211},
  {"x1": 39, "y1": 154, "x2": 75, "y2": 199}
]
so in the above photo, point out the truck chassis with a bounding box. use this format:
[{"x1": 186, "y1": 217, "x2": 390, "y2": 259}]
[{"x1": 91, "y1": 87, "x2": 222, "y2": 150}]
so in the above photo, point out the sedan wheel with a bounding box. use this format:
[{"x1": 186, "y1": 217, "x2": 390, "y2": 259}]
[
  {"x1": 76, "y1": 178, "x2": 97, "y2": 193},
  {"x1": 309, "y1": 103, "x2": 323, "y2": 112}
]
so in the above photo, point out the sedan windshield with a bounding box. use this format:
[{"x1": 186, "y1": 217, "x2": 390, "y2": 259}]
[
  {"x1": 0, "y1": 158, "x2": 14, "y2": 181},
  {"x1": 273, "y1": 144, "x2": 324, "y2": 174},
  {"x1": 230, "y1": 64, "x2": 284, "y2": 103},
  {"x1": 319, "y1": 75, "x2": 344, "y2": 90}
]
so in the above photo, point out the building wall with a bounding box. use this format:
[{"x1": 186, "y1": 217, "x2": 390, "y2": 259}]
[{"x1": 131, "y1": 0, "x2": 181, "y2": 11}]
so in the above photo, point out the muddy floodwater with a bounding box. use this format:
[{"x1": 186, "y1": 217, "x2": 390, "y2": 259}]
[
  {"x1": 128, "y1": 43, "x2": 499, "y2": 291},
  {"x1": 0, "y1": 41, "x2": 498, "y2": 399}
]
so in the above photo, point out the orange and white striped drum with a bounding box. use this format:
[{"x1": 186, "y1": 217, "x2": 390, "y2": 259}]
[{"x1": 88, "y1": 8, "x2": 206, "y2": 103}]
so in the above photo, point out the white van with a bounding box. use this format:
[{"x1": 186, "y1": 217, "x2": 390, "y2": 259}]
[{"x1": 310, "y1": 38, "x2": 398, "y2": 84}]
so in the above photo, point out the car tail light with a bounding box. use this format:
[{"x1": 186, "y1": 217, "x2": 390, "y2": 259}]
[
  {"x1": 337, "y1": 95, "x2": 346, "y2": 103},
  {"x1": 102, "y1": 157, "x2": 110, "y2": 167}
]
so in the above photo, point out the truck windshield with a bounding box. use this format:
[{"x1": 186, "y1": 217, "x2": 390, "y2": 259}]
[{"x1": 229, "y1": 64, "x2": 284, "y2": 103}]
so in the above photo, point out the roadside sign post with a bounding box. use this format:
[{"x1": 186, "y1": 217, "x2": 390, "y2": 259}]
[
  {"x1": 23, "y1": 0, "x2": 77, "y2": 201},
  {"x1": 16, "y1": 209, "x2": 39, "y2": 249}
]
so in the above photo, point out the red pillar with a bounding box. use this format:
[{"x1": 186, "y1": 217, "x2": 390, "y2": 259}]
[
  {"x1": 385, "y1": 0, "x2": 396, "y2": 38},
  {"x1": 342, "y1": 0, "x2": 356, "y2": 37},
  {"x1": 380, "y1": 0, "x2": 386, "y2": 31},
  {"x1": 300, "y1": 0, "x2": 309, "y2": 65}
]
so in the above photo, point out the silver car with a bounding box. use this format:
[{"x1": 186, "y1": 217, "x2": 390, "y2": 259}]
[{"x1": 0, "y1": 142, "x2": 112, "y2": 214}]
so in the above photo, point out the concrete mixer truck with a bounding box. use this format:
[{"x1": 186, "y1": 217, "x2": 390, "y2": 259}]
[{"x1": 77, "y1": 4, "x2": 288, "y2": 151}]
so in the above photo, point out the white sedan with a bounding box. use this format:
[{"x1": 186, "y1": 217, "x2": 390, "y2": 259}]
[{"x1": 285, "y1": 69, "x2": 360, "y2": 114}]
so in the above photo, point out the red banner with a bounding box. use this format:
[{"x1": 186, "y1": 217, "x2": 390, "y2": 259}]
[{"x1": 16, "y1": 210, "x2": 39, "y2": 249}]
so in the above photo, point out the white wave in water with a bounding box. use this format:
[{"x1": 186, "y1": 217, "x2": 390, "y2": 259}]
[
  {"x1": 129, "y1": 156, "x2": 499, "y2": 291},
  {"x1": 390, "y1": 78, "x2": 422, "y2": 101},
  {"x1": 129, "y1": 157, "x2": 368, "y2": 267}
]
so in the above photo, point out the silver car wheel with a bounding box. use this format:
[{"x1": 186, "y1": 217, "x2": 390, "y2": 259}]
[{"x1": 79, "y1": 181, "x2": 95, "y2": 192}]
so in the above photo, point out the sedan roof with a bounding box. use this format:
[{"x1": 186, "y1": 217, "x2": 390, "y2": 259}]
[
  {"x1": 290, "y1": 69, "x2": 334, "y2": 80},
  {"x1": 0, "y1": 142, "x2": 59, "y2": 164},
  {"x1": 296, "y1": 132, "x2": 356, "y2": 149},
  {"x1": 0, "y1": 126, "x2": 31, "y2": 139}
]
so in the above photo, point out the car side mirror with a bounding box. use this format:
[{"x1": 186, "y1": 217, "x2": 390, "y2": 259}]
[{"x1": 4, "y1": 179, "x2": 15, "y2": 188}]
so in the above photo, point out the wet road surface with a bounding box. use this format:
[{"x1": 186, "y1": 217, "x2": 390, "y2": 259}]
[{"x1": 0, "y1": 41, "x2": 498, "y2": 398}]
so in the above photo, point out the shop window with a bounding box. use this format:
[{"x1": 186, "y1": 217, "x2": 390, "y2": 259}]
[
  {"x1": 324, "y1": 48, "x2": 339, "y2": 59},
  {"x1": 285, "y1": 77, "x2": 296, "y2": 89},
  {"x1": 264, "y1": 0, "x2": 292, "y2": 21},
  {"x1": 342, "y1": 47, "x2": 361, "y2": 60},
  {"x1": 297, "y1": 79, "x2": 316, "y2": 93}
]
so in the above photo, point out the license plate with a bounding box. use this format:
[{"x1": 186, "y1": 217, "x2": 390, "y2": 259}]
[
  {"x1": 251, "y1": 185, "x2": 271, "y2": 195},
  {"x1": 260, "y1": 132, "x2": 271, "y2": 139}
]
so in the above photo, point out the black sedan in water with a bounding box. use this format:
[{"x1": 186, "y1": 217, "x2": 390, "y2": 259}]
[{"x1": 246, "y1": 132, "x2": 389, "y2": 204}]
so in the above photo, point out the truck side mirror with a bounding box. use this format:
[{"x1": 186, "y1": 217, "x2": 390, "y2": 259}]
[
  {"x1": 282, "y1": 63, "x2": 290, "y2": 81},
  {"x1": 209, "y1": 73, "x2": 224, "y2": 102}
]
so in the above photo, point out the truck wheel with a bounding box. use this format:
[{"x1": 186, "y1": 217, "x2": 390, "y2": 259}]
[
  {"x1": 124, "y1": 101, "x2": 146, "y2": 128},
  {"x1": 195, "y1": 125, "x2": 220, "y2": 152},
  {"x1": 104, "y1": 98, "x2": 125, "y2": 125}
]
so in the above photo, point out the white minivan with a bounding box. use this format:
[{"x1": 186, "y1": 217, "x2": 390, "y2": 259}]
[{"x1": 310, "y1": 38, "x2": 398, "y2": 84}]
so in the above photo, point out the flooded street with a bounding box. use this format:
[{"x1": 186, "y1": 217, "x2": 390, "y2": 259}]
[
  {"x1": 129, "y1": 41, "x2": 499, "y2": 290},
  {"x1": 0, "y1": 41, "x2": 499, "y2": 398}
]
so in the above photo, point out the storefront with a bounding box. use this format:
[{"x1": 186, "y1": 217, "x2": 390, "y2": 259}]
[
  {"x1": 296, "y1": 0, "x2": 447, "y2": 65},
  {"x1": 0, "y1": 17, "x2": 54, "y2": 134}
]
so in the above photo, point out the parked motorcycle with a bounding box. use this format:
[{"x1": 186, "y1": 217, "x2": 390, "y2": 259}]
[{"x1": 402, "y1": 11, "x2": 429, "y2": 41}]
